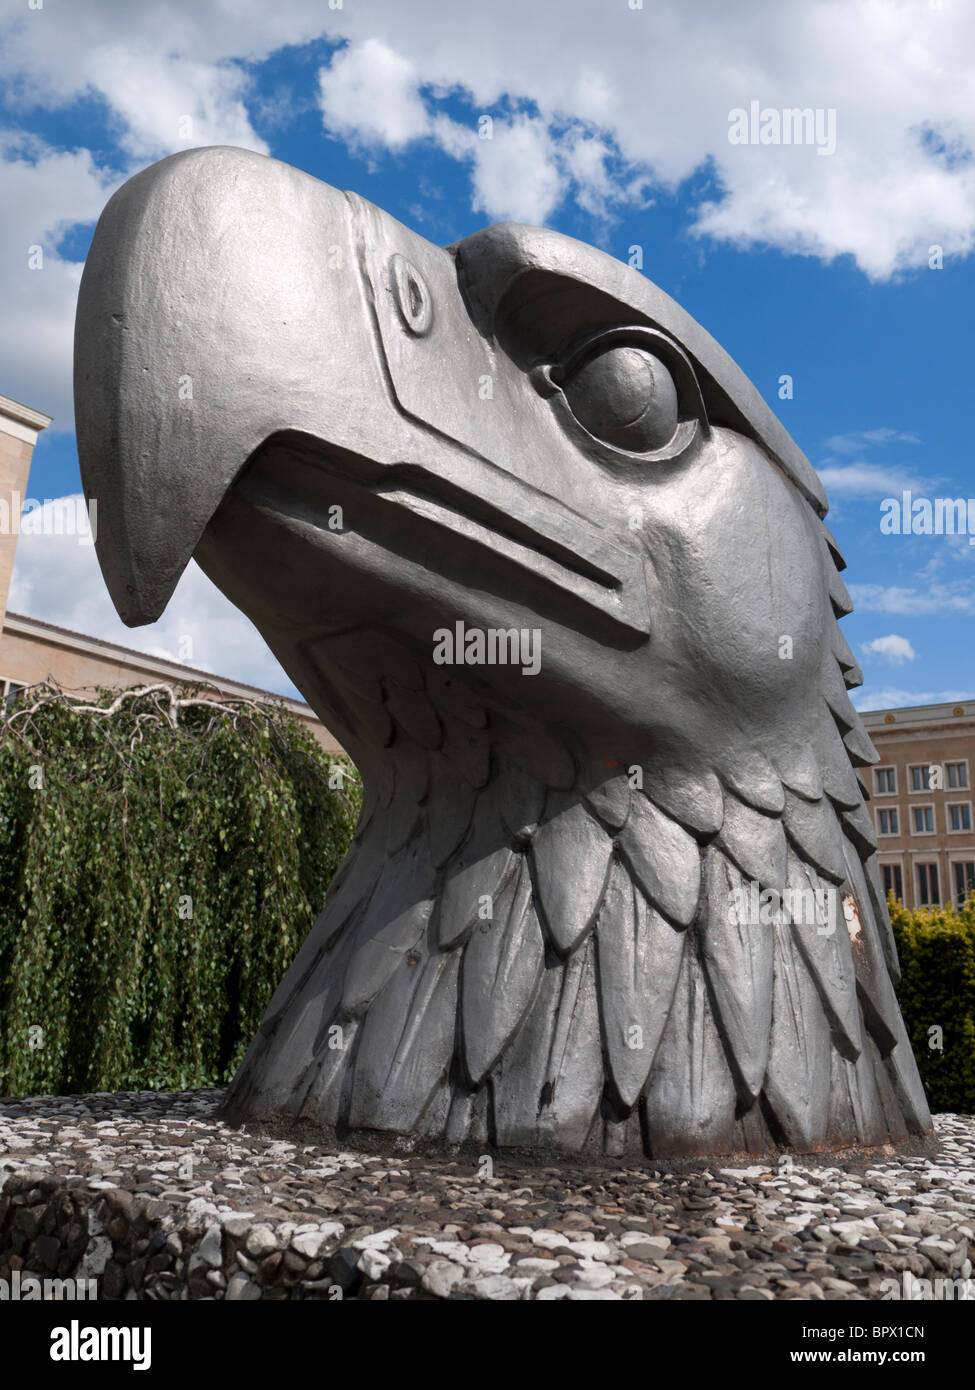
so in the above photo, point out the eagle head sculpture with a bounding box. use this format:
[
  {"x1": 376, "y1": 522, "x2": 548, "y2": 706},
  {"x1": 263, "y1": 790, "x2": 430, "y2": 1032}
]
[{"x1": 75, "y1": 146, "x2": 931, "y2": 1158}]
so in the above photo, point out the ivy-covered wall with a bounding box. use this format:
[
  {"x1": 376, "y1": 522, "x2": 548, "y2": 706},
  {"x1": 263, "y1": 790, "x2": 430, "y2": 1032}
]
[{"x1": 0, "y1": 683, "x2": 360, "y2": 1097}]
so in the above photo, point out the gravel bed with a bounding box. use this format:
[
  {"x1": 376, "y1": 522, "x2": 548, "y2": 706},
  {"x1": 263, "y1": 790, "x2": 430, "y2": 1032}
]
[{"x1": 1, "y1": 1091, "x2": 973, "y2": 1301}]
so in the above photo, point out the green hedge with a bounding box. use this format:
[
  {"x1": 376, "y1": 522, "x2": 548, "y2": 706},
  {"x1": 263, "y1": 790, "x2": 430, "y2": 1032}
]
[
  {"x1": 0, "y1": 682, "x2": 360, "y2": 1097},
  {"x1": 890, "y1": 896, "x2": 975, "y2": 1114}
]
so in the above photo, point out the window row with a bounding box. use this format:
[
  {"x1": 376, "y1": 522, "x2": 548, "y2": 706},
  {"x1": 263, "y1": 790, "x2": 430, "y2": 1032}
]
[
  {"x1": 881, "y1": 860, "x2": 975, "y2": 908},
  {"x1": 874, "y1": 761, "x2": 969, "y2": 795},
  {"x1": 876, "y1": 803, "x2": 973, "y2": 835}
]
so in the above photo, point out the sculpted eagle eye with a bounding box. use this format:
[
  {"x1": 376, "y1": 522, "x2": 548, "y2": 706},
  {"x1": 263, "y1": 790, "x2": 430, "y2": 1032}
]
[{"x1": 560, "y1": 344, "x2": 680, "y2": 453}]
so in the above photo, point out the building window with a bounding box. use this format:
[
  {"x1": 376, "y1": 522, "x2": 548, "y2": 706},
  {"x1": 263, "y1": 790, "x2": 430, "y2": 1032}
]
[
  {"x1": 946, "y1": 761, "x2": 970, "y2": 790},
  {"x1": 0, "y1": 677, "x2": 26, "y2": 711},
  {"x1": 917, "y1": 862, "x2": 941, "y2": 906},
  {"x1": 877, "y1": 808, "x2": 899, "y2": 836},
  {"x1": 909, "y1": 764, "x2": 933, "y2": 792},
  {"x1": 911, "y1": 805, "x2": 936, "y2": 835},
  {"x1": 953, "y1": 862, "x2": 975, "y2": 906},
  {"x1": 881, "y1": 862, "x2": 904, "y2": 902},
  {"x1": 874, "y1": 767, "x2": 897, "y2": 795},
  {"x1": 947, "y1": 802, "x2": 972, "y2": 833}
]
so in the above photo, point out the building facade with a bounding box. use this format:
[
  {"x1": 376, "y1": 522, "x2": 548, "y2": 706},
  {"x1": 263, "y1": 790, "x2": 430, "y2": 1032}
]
[
  {"x1": 0, "y1": 394, "x2": 341, "y2": 753},
  {"x1": 862, "y1": 700, "x2": 975, "y2": 910}
]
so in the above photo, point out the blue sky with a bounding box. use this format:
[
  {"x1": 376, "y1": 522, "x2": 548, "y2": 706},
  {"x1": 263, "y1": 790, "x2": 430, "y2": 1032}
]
[{"x1": 1, "y1": 1, "x2": 973, "y2": 709}]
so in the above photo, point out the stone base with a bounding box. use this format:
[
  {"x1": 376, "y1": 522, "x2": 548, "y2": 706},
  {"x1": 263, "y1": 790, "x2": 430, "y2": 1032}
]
[{"x1": 1, "y1": 1091, "x2": 972, "y2": 1301}]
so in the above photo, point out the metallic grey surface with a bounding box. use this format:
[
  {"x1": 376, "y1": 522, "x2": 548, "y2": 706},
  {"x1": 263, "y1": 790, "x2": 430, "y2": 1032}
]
[{"x1": 75, "y1": 145, "x2": 932, "y2": 1157}]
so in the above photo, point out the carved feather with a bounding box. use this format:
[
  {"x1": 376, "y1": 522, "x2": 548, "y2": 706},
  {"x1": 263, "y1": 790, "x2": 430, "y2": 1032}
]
[
  {"x1": 427, "y1": 755, "x2": 478, "y2": 867},
  {"x1": 461, "y1": 856, "x2": 545, "y2": 1085},
  {"x1": 819, "y1": 731, "x2": 864, "y2": 811},
  {"x1": 700, "y1": 847, "x2": 774, "y2": 1104},
  {"x1": 490, "y1": 945, "x2": 602, "y2": 1152},
  {"x1": 340, "y1": 845, "x2": 439, "y2": 1014},
  {"x1": 497, "y1": 764, "x2": 546, "y2": 843},
  {"x1": 615, "y1": 794, "x2": 701, "y2": 925},
  {"x1": 531, "y1": 794, "x2": 614, "y2": 953},
  {"x1": 349, "y1": 950, "x2": 460, "y2": 1132},
  {"x1": 596, "y1": 859, "x2": 685, "y2": 1108},
  {"x1": 786, "y1": 853, "x2": 863, "y2": 1062},
  {"x1": 718, "y1": 746, "x2": 786, "y2": 815},
  {"x1": 538, "y1": 938, "x2": 604, "y2": 1150},
  {"x1": 773, "y1": 740, "x2": 824, "y2": 801},
  {"x1": 716, "y1": 791, "x2": 788, "y2": 891},
  {"x1": 763, "y1": 923, "x2": 832, "y2": 1148},
  {"x1": 440, "y1": 805, "x2": 518, "y2": 950},
  {"x1": 643, "y1": 943, "x2": 739, "y2": 1157},
  {"x1": 583, "y1": 770, "x2": 632, "y2": 829},
  {"x1": 781, "y1": 790, "x2": 849, "y2": 884},
  {"x1": 643, "y1": 759, "x2": 724, "y2": 838},
  {"x1": 441, "y1": 711, "x2": 491, "y2": 787},
  {"x1": 383, "y1": 679, "x2": 443, "y2": 749}
]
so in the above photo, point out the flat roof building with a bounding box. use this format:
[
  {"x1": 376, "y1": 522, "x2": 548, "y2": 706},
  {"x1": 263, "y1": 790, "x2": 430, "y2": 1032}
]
[{"x1": 862, "y1": 699, "x2": 975, "y2": 910}]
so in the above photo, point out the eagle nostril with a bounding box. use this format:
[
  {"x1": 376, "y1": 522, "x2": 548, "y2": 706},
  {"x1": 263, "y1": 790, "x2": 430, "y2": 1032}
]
[
  {"x1": 562, "y1": 344, "x2": 679, "y2": 452},
  {"x1": 390, "y1": 253, "x2": 433, "y2": 336}
]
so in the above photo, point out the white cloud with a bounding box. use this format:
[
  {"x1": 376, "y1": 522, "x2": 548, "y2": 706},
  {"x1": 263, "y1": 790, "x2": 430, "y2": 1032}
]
[
  {"x1": 818, "y1": 463, "x2": 933, "y2": 499},
  {"x1": 853, "y1": 686, "x2": 973, "y2": 712},
  {"x1": 305, "y1": 0, "x2": 975, "y2": 278},
  {"x1": 4, "y1": 1, "x2": 975, "y2": 286},
  {"x1": 861, "y1": 634, "x2": 917, "y2": 665},
  {"x1": 849, "y1": 581, "x2": 975, "y2": 616},
  {"x1": 319, "y1": 38, "x2": 432, "y2": 150},
  {"x1": 1, "y1": 2, "x2": 331, "y2": 157},
  {"x1": 317, "y1": 43, "x2": 569, "y2": 224},
  {"x1": 917, "y1": 531, "x2": 975, "y2": 582},
  {"x1": 825, "y1": 428, "x2": 922, "y2": 455},
  {"x1": 7, "y1": 497, "x2": 301, "y2": 699},
  {"x1": 0, "y1": 137, "x2": 120, "y2": 429},
  {"x1": 468, "y1": 115, "x2": 567, "y2": 226},
  {"x1": 88, "y1": 53, "x2": 267, "y2": 161},
  {"x1": 554, "y1": 131, "x2": 624, "y2": 221}
]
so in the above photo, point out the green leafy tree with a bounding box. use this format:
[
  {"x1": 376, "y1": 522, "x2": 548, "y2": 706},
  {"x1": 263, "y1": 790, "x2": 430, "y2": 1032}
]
[
  {"x1": 0, "y1": 682, "x2": 360, "y2": 1096},
  {"x1": 890, "y1": 894, "x2": 975, "y2": 1114}
]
